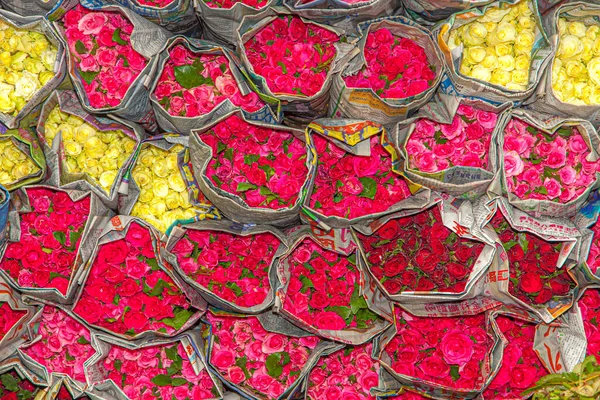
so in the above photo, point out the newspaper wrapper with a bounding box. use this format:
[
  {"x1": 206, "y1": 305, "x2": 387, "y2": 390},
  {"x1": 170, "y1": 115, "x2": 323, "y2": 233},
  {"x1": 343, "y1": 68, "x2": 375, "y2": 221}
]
[
  {"x1": 0, "y1": 277, "x2": 38, "y2": 363},
  {"x1": 97, "y1": 0, "x2": 201, "y2": 36},
  {"x1": 301, "y1": 119, "x2": 430, "y2": 230},
  {"x1": 164, "y1": 220, "x2": 288, "y2": 314},
  {"x1": 0, "y1": 127, "x2": 46, "y2": 191},
  {"x1": 0, "y1": 185, "x2": 9, "y2": 244},
  {"x1": 434, "y1": 0, "x2": 553, "y2": 105},
  {"x1": 148, "y1": 36, "x2": 279, "y2": 135},
  {"x1": 0, "y1": 0, "x2": 78, "y2": 20},
  {"x1": 329, "y1": 16, "x2": 444, "y2": 130},
  {"x1": 488, "y1": 108, "x2": 600, "y2": 218},
  {"x1": 477, "y1": 197, "x2": 580, "y2": 324},
  {"x1": 236, "y1": 6, "x2": 355, "y2": 123},
  {"x1": 66, "y1": 216, "x2": 207, "y2": 341},
  {"x1": 202, "y1": 308, "x2": 343, "y2": 400},
  {"x1": 282, "y1": 0, "x2": 400, "y2": 33},
  {"x1": 84, "y1": 328, "x2": 224, "y2": 400},
  {"x1": 353, "y1": 195, "x2": 496, "y2": 310},
  {"x1": 53, "y1": 1, "x2": 173, "y2": 133},
  {"x1": 274, "y1": 225, "x2": 392, "y2": 345},
  {"x1": 0, "y1": 9, "x2": 67, "y2": 129},
  {"x1": 372, "y1": 306, "x2": 502, "y2": 399},
  {"x1": 197, "y1": 0, "x2": 279, "y2": 46},
  {"x1": 531, "y1": 2, "x2": 600, "y2": 124},
  {"x1": 0, "y1": 185, "x2": 112, "y2": 305},
  {"x1": 190, "y1": 110, "x2": 316, "y2": 227},
  {"x1": 393, "y1": 97, "x2": 512, "y2": 200},
  {"x1": 402, "y1": 0, "x2": 494, "y2": 25},
  {"x1": 120, "y1": 134, "x2": 221, "y2": 234},
  {"x1": 37, "y1": 90, "x2": 145, "y2": 212}
]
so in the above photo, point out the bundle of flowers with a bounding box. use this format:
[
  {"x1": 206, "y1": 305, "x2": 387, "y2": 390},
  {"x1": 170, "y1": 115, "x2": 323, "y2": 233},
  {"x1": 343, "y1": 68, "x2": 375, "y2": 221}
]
[
  {"x1": 577, "y1": 289, "x2": 600, "y2": 362},
  {"x1": 0, "y1": 369, "x2": 41, "y2": 399},
  {"x1": 169, "y1": 224, "x2": 282, "y2": 311},
  {"x1": 306, "y1": 343, "x2": 380, "y2": 399},
  {"x1": 72, "y1": 221, "x2": 200, "y2": 337},
  {"x1": 60, "y1": 5, "x2": 148, "y2": 109},
  {"x1": 0, "y1": 302, "x2": 26, "y2": 342},
  {"x1": 0, "y1": 187, "x2": 92, "y2": 296},
  {"x1": 20, "y1": 306, "x2": 95, "y2": 384},
  {"x1": 277, "y1": 234, "x2": 387, "y2": 342},
  {"x1": 202, "y1": 0, "x2": 268, "y2": 8},
  {"x1": 344, "y1": 27, "x2": 436, "y2": 99},
  {"x1": 382, "y1": 308, "x2": 494, "y2": 392},
  {"x1": 0, "y1": 135, "x2": 41, "y2": 190},
  {"x1": 483, "y1": 315, "x2": 548, "y2": 399},
  {"x1": 91, "y1": 340, "x2": 221, "y2": 399},
  {"x1": 357, "y1": 204, "x2": 486, "y2": 296},
  {"x1": 204, "y1": 311, "x2": 323, "y2": 399},
  {"x1": 489, "y1": 211, "x2": 577, "y2": 308},
  {"x1": 586, "y1": 222, "x2": 600, "y2": 275}
]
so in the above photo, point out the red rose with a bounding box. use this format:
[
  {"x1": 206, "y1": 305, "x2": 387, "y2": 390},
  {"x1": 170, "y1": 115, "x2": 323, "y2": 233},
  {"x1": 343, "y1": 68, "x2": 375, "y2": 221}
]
[
  {"x1": 509, "y1": 245, "x2": 525, "y2": 261},
  {"x1": 383, "y1": 279, "x2": 402, "y2": 294},
  {"x1": 549, "y1": 280, "x2": 571, "y2": 296},
  {"x1": 518, "y1": 260, "x2": 538, "y2": 273},
  {"x1": 33, "y1": 270, "x2": 50, "y2": 287},
  {"x1": 416, "y1": 278, "x2": 435, "y2": 291},
  {"x1": 3, "y1": 392, "x2": 17, "y2": 400},
  {"x1": 124, "y1": 311, "x2": 149, "y2": 332},
  {"x1": 519, "y1": 273, "x2": 543, "y2": 294},
  {"x1": 105, "y1": 267, "x2": 125, "y2": 284},
  {"x1": 118, "y1": 278, "x2": 141, "y2": 297},
  {"x1": 430, "y1": 222, "x2": 450, "y2": 241},
  {"x1": 378, "y1": 220, "x2": 400, "y2": 240},
  {"x1": 73, "y1": 297, "x2": 103, "y2": 324},
  {"x1": 85, "y1": 281, "x2": 117, "y2": 304},
  {"x1": 535, "y1": 288, "x2": 553, "y2": 304},
  {"x1": 98, "y1": 240, "x2": 129, "y2": 266},
  {"x1": 246, "y1": 164, "x2": 267, "y2": 187},
  {"x1": 509, "y1": 365, "x2": 538, "y2": 389},
  {"x1": 447, "y1": 263, "x2": 469, "y2": 280},
  {"x1": 415, "y1": 249, "x2": 435, "y2": 272},
  {"x1": 125, "y1": 223, "x2": 152, "y2": 248},
  {"x1": 454, "y1": 245, "x2": 474, "y2": 263},
  {"x1": 399, "y1": 270, "x2": 417, "y2": 286},
  {"x1": 383, "y1": 257, "x2": 406, "y2": 277},
  {"x1": 308, "y1": 292, "x2": 330, "y2": 309}
]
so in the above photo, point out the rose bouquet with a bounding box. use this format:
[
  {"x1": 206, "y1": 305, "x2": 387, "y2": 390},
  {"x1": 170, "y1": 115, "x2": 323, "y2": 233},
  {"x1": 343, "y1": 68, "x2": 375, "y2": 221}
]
[
  {"x1": 306, "y1": 343, "x2": 380, "y2": 399},
  {"x1": 585, "y1": 220, "x2": 600, "y2": 275},
  {"x1": 130, "y1": 136, "x2": 219, "y2": 233},
  {"x1": 150, "y1": 37, "x2": 272, "y2": 134},
  {"x1": 304, "y1": 120, "x2": 426, "y2": 228},
  {"x1": 112, "y1": 0, "x2": 199, "y2": 36},
  {"x1": 402, "y1": 0, "x2": 495, "y2": 25},
  {"x1": 0, "y1": 369, "x2": 41, "y2": 399},
  {"x1": 167, "y1": 221, "x2": 284, "y2": 312},
  {"x1": 71, "y1": 219, "x2": 202, "y2": 338},
  {"x1": 0, "y1": 302, "x2": 26, "y2": 342},
  {"x1": 576, "y1": 289, "x2": 600, "y2": 363},
  {"x1": 356, "y1": 201, "x2": 491, "y2": 300},
  {"x1": 330, "y1": 17, "x2": 443, "y2": 127},
  {"x1": 0, "y1": 10, "x2": 64, "y2": 128},
  {"x1": 0, "y1": 187, "x2": 97, "y2": 300},
  {"x1": 380, "y1": 308, "x2": 495, "y2": 394},
  {"x1": 88, "y1": 339, "x2": 222, "y2": 400},
  {"x1": 203, "y1": 310, "x2": 334, "y2": 399},
  {"x1": 20, "y1": 306, "x2": 95, "y2": 386},
  {"x1": 437, "y1": 0, "x2": 552, "y2": 103},
  {"x1": 191, "y1": 112, "x2": 314, "y2": 226},
  {"x1": 276, "y1": 231, "x2": 389, "y2": 343},
  {"x1": 38, "y1": 90, "x2": 140, "y2": 207},
  {"x1": 483, "y1": 315, "x2": 548, "y2": 399},
  {"x1": 0, "y1": 128, "x2": 44, "y2": 191}
]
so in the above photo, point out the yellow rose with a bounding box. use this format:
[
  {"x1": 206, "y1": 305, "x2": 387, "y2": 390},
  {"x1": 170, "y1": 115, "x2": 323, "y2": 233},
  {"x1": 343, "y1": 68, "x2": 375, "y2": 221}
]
[
  {"x1": 573, "y1": 81, "x2": 586, "y2": 98},
  {"x1": 153, "y1": 181, "x2": 169, "y2": 198},
  {"x1": 481, "y1": 54, "x2": 498, "y2": 69},
  {"x1": 588, "y1": 57, "x2": 600, "y2": 85},
  {"x1": 459, "y1": 63, "x2": 471, "y2": 76},
  {"x1": 57, "y1": 123, "x2": 75, "y2": 141},
  {"x1": 511, "y1": 70, "x2": 529, "y2": 85},
  {"x1": 99, "y1": 171, "x2": 116, "y2": 190},
  {"x1": 558, "y1": 79, "x2": 575, "y2": 101},
  {"x1": 581, "y1": 85, "x2": 593, "y2": 104},
  {"x1": 74, "y1": 123, "x2": 95, "y2": 143},
  {"x1": 138, "y1": 189, "x2": 154, "y2": 203},
  {"x1": 152, "y1": 160, "x2": 170, "y2": 178},
  {"x1": 568, "y1": 21, "x2": 587, "y2": 38},
  {"x1": 0, "y1": 52, "x2": 10, "y2": 67},
  {"x1": 517, "y1": 1, "x2": 532, "y2": 17},
  {"x1": 461, "y1": 27, "x2": 486, "y2": 46},
  {"x1": 469, "y1": 22, "x2": 488, "y2": 40},
  {"x1": 99, "y1": 157, "x2": 117, "y2": 171},
  {"x1": 39, "y1": 71, "x2": 54, "y2": 86},
  {"x1": 168, "y1": 173, "x2": 186, "y2": 192},
  {"x1": 517, "y1": 16, "x2": 534, "y2": 31},
  {"x1": 495, "y1": 43, "x2": 513, "y2": 57},
  {"x1": 590, "y1": 87, "x2": 600, "y2": 104},
  {"x1": 515, "y1": 31, "x2": 535, "y2": 50},
  {"x1": 559, "y1": 35, "x2": 583, "y2": 58},
  {"x1": 565, "y1": 60, "x2": 585, "y2": 78},
  {"x1": 0, "y1": 83, "x2": 15, "y2": 114},
  {"x1": 515, "y1": 54, "x2": 530, "y2": 70},
  {"x1": 66, "y1": 114, "x2": 83, "y2": 127},
  {"x1": 470, "y1": 65, "x2": 492, "y2": 82},
  {"x1": 498, "y1": 54, "x2": 516, "y2": 71},
  {"x1": 14, "y1": 71, "x2": 39, "y2": 101},
  {"x1": 490, "y1": 22, "x2": 517, "y2": 45},
  {"x1": 505, "y1": 82, "x2": 526, "y2": 91},
  {"x1": 165, "y1": 193, "x2": 180, "y2": 210},
  {"x1": 13, "y1": 162, "x2": 34, "y2": 179},
  {"x1": 84, "y1": 136, "x2": 105, "y2": 158},
  {"x1": 151, "y1": 202, "x2": 167, "y2": 216},
  {"x1": 64, "y1": 140, "x2": 82, "y2": 157},
  {"x1": 133, "y1": 170, "x2": 151, "y2": 187},
  {"x1": 491, "y1": 69, "x2": 511, "y2": 86},
  {"x1": 466, "y1": 46, "x2": 486, "y2": 64},
  {"x1": 581, "y1": 38, "x2": 594, "y2": 62}
]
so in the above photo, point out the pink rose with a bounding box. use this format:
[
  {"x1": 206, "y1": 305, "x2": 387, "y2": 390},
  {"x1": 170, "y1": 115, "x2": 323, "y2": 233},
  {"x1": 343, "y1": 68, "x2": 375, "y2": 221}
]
[
  {"x1": 418, "y1": 356, "x2": 450, "y2": 378},
  {"x1": 314, "y1": 311, "x2": 347, "y2": 330},
  {"x1": 544, "y1": 177, "x2": 562, "y2": 200},
  {"x1": 559, "y1": 166, "x2": 577, "y2": 185},
  {"x1": 440, "y1": 331, "x2": 474, "y2": 366},
  {"x1": 546, "y1": 149, "x2": 567, "y2": 169},
  {"x1": 79, "y1": 56, "x2": 99, "y2": 73},
  {"x1": 227, "y1": 366, "x2": 246, "y2": 384},
  {"x1": 211, "y1": 349, "x2": 235, "y2": 369},
  {"x1": 215, "y1": 75, "x2": 239, "y2": 97},
  {"x1": 569, "y1": 134, "x2": 588, "y2": 154},
  {"x1": 169, "y1": 96, "x2": 185, "y2": 115},
  {"x1": 504, "y1": 151, "x2": 524, "y2": 177},
  {"x1": 476, "y1": 110, "x2": 497, "y2": 129},
  {"x1": 440, "y1": 116, "x2": 464, "y2": 140},
  {"x1": 261, "y1": 333, "x2": 286, "y2": 354},
  {"x1": 78, "y1": 12, "x2": 107, "y2": 35}
]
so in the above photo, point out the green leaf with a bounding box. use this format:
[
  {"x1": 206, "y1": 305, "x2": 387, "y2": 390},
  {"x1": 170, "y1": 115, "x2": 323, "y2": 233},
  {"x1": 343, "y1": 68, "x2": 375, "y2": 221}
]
[
  {"x1": 147, "y1": 257, "x2": 160, "y2": 271},
  {"x1": 237, "y1": 182, "x2": 257, "y2": 192},
  {"x1": 165, "y1": 345, "x2": 179, "y2": 362},
  {"x1": 114, "y1": 359, "x2": 122, "y2": 371},
  {"x1": 79, "y1": 70, "x2": 99, "y2": 85},
  {"x1": 224, "y1": 147, "x2": 234, "y2": 161},
  {"x1": 68, "y1": 230, "x2": 83, "y2": 251},
  {"x1": 171, "y1": 377, "x2": 187, "y2": 387},
  {"x1": 219, "y1": 63, "x2": 227, "y2": 73},
  {"x1": 147, "y1": 279, "x2": 168, "y2": 297},
  {"x1": 266, "y1": 353, "x2": 283, "y2": 378},
  {"x1": 518, "y1": 234, "x2": 529, "y2": 253},
  {"x1": 350, "y1": 288, "x2": 368, "y2": 314},
  {"x1": 53, "y1": 231, "x2": 66, "y2": 245},
  {"x1": 113, "y1": 293, "x2": 120, "y2": 306},
  {"x1": 174, "y1": 64, "x2": 211, "y2": 90},
  {"x1": 77, "y1": 336, "x2": 90, "y2": 345},
  {"x1": 358, "y1": 177, "x2": 377, "y2": 200},
  {"x1": 226, "y1": 281, "x2": 243, "y2": 297},
  {"x1": 299, "y1": 275, "x2": 314, "y2": 291},
  {"x1": 328, "y1": 306, "x2": 352, "y2": 323},
  {"x1": 314, "y1": 43, "x2": 323, "y2": 56},
  {"x1": 75, "y1": 40, "x2": 87, "y2": 55},
  {"x1": 314, "y1": 200, "x2": 322, "y2": 209},
  {"x1": 112, "y1": 28, "x2": 127, "y2": 46},
  {"x1": 151, "y1": 374, "x2": 172, "y2": 387},
  {"x1": 212, "y1": 175, "x2": 223, "y2": 186},
  {"x1": 65, "y1": 349, "x2": 75, "y2": 361},
  {"x1": 161, "y1": 308, "x2": 193, "y2": 331},
  {"x1": 244, "y1": 154, "x2": 260, "y2": 165},
  {"x1": 277, "y1": 61, "x2": 287, "y2": 74},
  {"x1": 19, "y1": 389, "x2": 34, "y2": 400},
  {"x1": 450, "y1": 365, "x2": 460, "y2": 381},
  {"x1": 236, "y1": 356, "x2": 252, "y2": 379},
  {"x1": 333, "y1": 192, "x2": 343, "y2": 203},
  {"x1": 217, "y1": 141, "x2": 226, "y2": 154},
  {"x1": 1, "y1": 373, "x2": 18, "y2": 392}
]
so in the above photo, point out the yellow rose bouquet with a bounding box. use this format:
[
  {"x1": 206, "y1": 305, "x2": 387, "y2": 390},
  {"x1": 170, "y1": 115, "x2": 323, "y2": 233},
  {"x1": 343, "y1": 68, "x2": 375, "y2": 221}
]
[
  {"x1": 129, "y1": 136, "x2": 220, "y2": 233},
  {"x1": 0, "y1": 127, "x2": 45, "y2": 190},
  {"x1": 36, "y1": 90, "x2": 141, "y2": 209},
  {"x1": 0, "y1": 10, "x2": 65, "y2": 128},
  {"x1": 437, "y1": 0, "x2": 551, "y2": 103}
]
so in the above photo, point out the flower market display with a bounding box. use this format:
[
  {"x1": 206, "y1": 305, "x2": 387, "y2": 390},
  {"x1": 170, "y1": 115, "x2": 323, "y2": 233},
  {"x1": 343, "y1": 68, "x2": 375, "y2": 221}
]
[{"x1": 4, "y1": 1, "x2": 600, "y2": 400}]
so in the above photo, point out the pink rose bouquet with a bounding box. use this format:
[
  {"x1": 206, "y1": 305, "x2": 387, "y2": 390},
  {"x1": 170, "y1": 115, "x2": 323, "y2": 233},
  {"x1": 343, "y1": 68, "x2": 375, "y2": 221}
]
[
  {"x1": 153, "y1": 42, "x2": 264, "y2": 119},
  {"x1": 483, "y1": 316, "x2": 548, "y2": 399},
  {"x1": 203, "y1": 0, "x2": 268, "y2": 8},
  {"x1": 204, "y1": 311, "x2": 322, "y2": 399},
  {"x1": 60, "y1": 5, "x2": 148, "y2": 109},
  {"x1": 357, "y1": 204, "x2": 485, "y2": 296},
  {"x1": 382, "y1": 309, "x2": 494, "y2": 392},
  {"x1": 0, "y1": 369, "x2": 40, "y2": 400},
  {"x1": 92, "y1": 340, "x2": 220, "y2": 400},
  {"x1": 585, "y1": 219, "x2": 600, "y2": 275},
  {"x1": 307, "y1": 130, "x2": 413, "y2": 222},
  {"x1": 278, "y1": 236, "x2": 386, "y2": 341},
  {"x1": 193, "y1": 112, "x2": 314, "y2": 224},
  {"x1": 502, "y1": 117, "x2": 599, "y2": 205},
  {"x1": 306, "y1": 343, "x2": 380, "y2": 400},
  {"x1": 72, "y1": 221, "x2": 200, "y2": 337},
  {"x1": 0, "y1": 187, "x2": 91, "y2": 296},
  {"x1": 0, "y1": 302, "x2": 26, "y2": 342},
  {"x1": 241, "y1": 15, "x2": 340, "y2": 98},
  {"x1": 21, "y1": 306, "x2": 95, "y2": 384},
  {"x1": 577, "y1": 289, "x2": 600, "y2": 363},
  {"x1": 169, "y1": 225, "x2": 282, "y2": 311},
  {"x1": 344, "y1": 28, "x2": 436, "y2": 99}
]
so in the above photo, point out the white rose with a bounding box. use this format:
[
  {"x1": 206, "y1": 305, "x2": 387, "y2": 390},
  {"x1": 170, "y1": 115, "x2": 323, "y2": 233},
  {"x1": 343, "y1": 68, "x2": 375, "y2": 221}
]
[{"x1": 14, "y1": 71, "x2": 39, "y2": 101}]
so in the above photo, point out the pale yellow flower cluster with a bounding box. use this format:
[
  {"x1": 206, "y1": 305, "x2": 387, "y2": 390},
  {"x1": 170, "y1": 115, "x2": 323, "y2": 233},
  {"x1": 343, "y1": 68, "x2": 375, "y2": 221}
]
[
  {"x1": 44, "y1": 106, "x2": 136, "y2": 194},
  {"x1": 552, "y1": 18, "x2": 600, "y2": 105},
  {"x1": 0, "y1": 20, "x2": 57, "y2": 116},
  {"x1": 0, "y1": 138, "x2": 39, "y2": 187},
  {"x1": 448, "y1": 0, "x2": 536, "y2": 91},
  {"x1": 131, "y1": 144, "x2": 197, "y2": 233}
]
